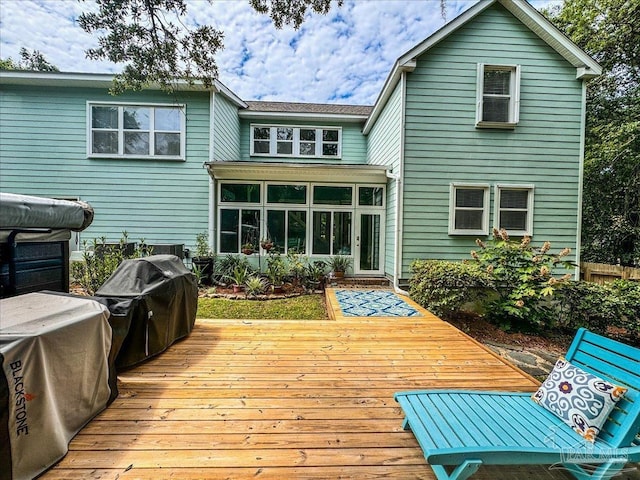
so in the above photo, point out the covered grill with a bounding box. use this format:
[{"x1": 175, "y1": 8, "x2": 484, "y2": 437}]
[{"x1": 96, "y1": 255, "x2": 198, "y2": 368}]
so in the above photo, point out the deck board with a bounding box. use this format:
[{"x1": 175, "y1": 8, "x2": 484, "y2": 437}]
[{"x1": 41, "y1": 289, "x2": 578, "y2": 479}]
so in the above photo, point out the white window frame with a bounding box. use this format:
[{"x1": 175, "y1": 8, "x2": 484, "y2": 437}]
[
  {"x1": 250, "y1": 124, "x2": 342, "y2": 158},
  {"x1": 266, "y1": 208, "x2": 309, "y2": 255},
  {"x1": 357, "y1": 184, "x2": 386, "y2": 209},
  {"x1": 311, "y1": 183, "x2": 354, "y2": 208},
  {"x1": 265, "y1": 182, "x2": 309, "y2": 206},
  {"x1": 448, "y1": 183, "x2": 490, "y2": 235},
  {"x1": 476, "y1": 64, "x2": 521, "y2": 128},
  {"x1": 310, "y1": 209, "x2": 353, "y2": 256},
  {"x1": 494, "y1": 184, "x2": 534, "y2": 236},
  {"x1": 87, "y1": 102, "x2": 186, "y2": 160},
  {"x1": 218, "y1": 181, "x2": 262, "y2": 205}
]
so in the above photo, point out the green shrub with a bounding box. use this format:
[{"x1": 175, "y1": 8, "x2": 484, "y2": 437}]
[
  {"x1": 409, "y1": 259, "x2": 491, "y2": 318},
  {"x1": 71, "y1": 233, "x2": 147, "y2": 294},
  {"x1": 217, "y1": 254, "x2": 253, "y2": 282},
  {"x1": 471, "y1": 229, "x2": 574, "y2": 331},
  {"x1": 610, "y1": 280, "x2": 640, "y2": 338},
  {"x1": 557, "y1": 279, "x2": 640, "y2": 337},
  {"x1": 556, "y1": 281, "x2": 620, "y2": 333}
]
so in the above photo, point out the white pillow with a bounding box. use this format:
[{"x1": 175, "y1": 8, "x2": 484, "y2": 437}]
[{"x1": 532, "y1": 357, "x2": 627, "y2": 442}]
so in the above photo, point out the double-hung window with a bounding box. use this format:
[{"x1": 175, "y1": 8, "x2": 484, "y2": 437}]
[
  {"x1": 251, "y1": 125, "x2": 341, "y2": 158},
  {"x1": 495, "y1": 184, "x2": 534, "y2": 236},
  {"x1": 476, "y1": 64, "x2": 521, "y2": 128},
  {"x1": 449, "y1": 184, "x2": 490, "y2": 235},
  {"x1": 89, "y1": 103, "x2": 185, "y2": 159}
]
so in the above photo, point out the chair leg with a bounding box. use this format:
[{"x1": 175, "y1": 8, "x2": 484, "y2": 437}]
[{"x1": 431, "y1": 460, "x2": 482, "y2": 480}]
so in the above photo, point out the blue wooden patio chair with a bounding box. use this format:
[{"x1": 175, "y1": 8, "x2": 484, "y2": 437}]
[{"x1": 395, "y1": 328, "x2": 640, "y2": 480}]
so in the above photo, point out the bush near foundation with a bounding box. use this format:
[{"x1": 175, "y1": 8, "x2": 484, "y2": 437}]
[
  {"x1": 470, "y1": 229, "x2": 574, "y2": 331},
  {"x1": 409, "y1": 259, "x2": 491, "y2": 318}
]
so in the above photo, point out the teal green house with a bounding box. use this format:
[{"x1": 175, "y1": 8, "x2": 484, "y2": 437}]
[{"x1": 0, "y1": 0, "x2": 600, "y2": 287}]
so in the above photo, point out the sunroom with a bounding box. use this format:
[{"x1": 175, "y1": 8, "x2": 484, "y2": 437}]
[{"x1": 205, "y1": 162, "x2": 389, "y2": 276}]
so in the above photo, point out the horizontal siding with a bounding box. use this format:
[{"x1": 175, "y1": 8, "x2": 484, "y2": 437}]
[
  {"x1": 213, "y1": 93, "x2": 241, "y2": 160},
  {"x1": 239, "y1": 119, "x2": 367, "y2": 164},
  {"x1": 401, "y1": 3, "x2": 584, "y2": 276},
  {"x1": 0, "y1": 85, "x2": 212, "y2": 251},
  {"x1": 366, "y1": 81, "x2": 403, "y2": 277}
]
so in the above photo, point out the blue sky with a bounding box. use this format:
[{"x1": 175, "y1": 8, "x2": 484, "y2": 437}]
[{"x1": 0, "y1": 0, "x2": 559, "y2": 105}]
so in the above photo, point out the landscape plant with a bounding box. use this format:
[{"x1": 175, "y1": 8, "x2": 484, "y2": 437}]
[
  {"x1": 245, "y1": 275, "x2": 267, "y2": 298},
  {"x1": 192, "y1": 231, "x2": 215, "y2": 285},
  {"x1": 266, "y1": 252, "x2": 288, "y2": 291},
  {"x1": 71, "y1": 232, "x2": 148, "y2": 294},
  {"x1": 409, "y1": 259, "x2": 491, "y2": 318},
  {"x1": 217, "y1": 255, "x2": 252, "y2": 283},
  {"x1": 557, "y1": 279, "x2": 640, "y2": 340},
  {"x1": 328, "y1": 255, "x2": 352, "y2": 277},
  {"x1": 471, "y1": 229, "x2": 575, "y2": 331}
]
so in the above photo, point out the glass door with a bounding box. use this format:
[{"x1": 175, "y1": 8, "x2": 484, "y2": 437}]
[{"x1": 355, "y1": 213, "x2": 383, "y2": 274}]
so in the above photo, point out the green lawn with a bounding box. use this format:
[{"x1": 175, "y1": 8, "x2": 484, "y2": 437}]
[{"x1": 197, "y1": 294, "x2": 328, "y2": 320}]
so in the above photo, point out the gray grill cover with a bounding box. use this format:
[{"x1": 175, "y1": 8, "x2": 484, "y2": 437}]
[
  {"x1": 0, "y1": 293, "x2": 113, "y2": 480},
  {"x1": 0, "y1": 192, "x2": 93, "y2": 231},
  {"x1": 96, "y1": 255, "x2": 198, "y2": 368}
]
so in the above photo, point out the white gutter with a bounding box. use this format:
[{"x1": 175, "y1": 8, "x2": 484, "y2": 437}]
[{"x1": 574, "y1": 80, "x2": 587, "y2": 280}]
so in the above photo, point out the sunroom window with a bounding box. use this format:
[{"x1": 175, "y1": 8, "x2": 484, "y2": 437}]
[
  {"x1": 89, "y1": 103, "x2": 184, "y2": 158},
  {"x1": 449, "y1": 184, "x2": 490, "y2": 235},
  {"x1": 312, "y1": 211, "x2": 351, "y2": 255},
  {"x1": 476, "y1": 64, "x2": 520, "y2": 127},
  {"x1": 267, "y1": 210, "x2": 307, "y2": 254},
  {"x1": 219, "y1": 209, "x2": 260, "y2": 253},
  {"x1": 250, "y1": 125, "x2": 341, "y2": 158},
  {"x1": 312, "y1": 185, "x2": 353, "y2": 206}
]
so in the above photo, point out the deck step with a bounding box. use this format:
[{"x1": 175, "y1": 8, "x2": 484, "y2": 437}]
[{"x1": 327, "y1": 276, "x2": 390, "y2": 287}]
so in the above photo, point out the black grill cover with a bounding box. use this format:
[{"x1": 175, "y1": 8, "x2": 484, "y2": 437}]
[{"x1": 95, "y1": 255, "x2": 197, "y2": 368}]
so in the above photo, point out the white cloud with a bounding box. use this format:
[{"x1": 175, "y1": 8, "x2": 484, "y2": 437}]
[{"x1": 0, "y1": 0, "x2": 559, "y2": 105}]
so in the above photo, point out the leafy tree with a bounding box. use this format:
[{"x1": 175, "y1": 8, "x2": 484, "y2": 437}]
[
  {"x1": 0, "y1": 48, "x2": 59, "y2": 72},
  {"x1": 79, "y1": 0, "x2": 343, "y2": 95},
  {"x1": 545, "y1": 0, "x2": 640, "y2": 265}
]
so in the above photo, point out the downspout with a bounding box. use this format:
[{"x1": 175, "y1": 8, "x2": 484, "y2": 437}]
[
  {"x1": 207, "y1": 89, "x2": 216, "y2": 254},
  {"x1": 393, "y1": 71, "x2": 408, "y2": 296},
  {"x1": 574, "y1": 80, "x2": 587, "y2": 280}
]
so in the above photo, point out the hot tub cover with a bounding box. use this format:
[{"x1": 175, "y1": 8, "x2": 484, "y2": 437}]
[
  {"x1": 0, "y1": 192, "x2": 94, "y2": 231},
  {"x1": 0, "y1": 293, "x2": 113, "y2": 480},
  {"x1": 96, "y1": 254, "x2": 198, "y2": 368}
]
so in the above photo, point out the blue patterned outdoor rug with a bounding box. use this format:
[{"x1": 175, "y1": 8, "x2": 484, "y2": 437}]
[{"x1": 335, "y1": 289, "x2": 421, "y2": 317}]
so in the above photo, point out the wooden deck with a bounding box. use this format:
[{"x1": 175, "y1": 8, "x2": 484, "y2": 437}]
[{"x1": 41, "y1": 289, "x2": 577, "y2": 479}]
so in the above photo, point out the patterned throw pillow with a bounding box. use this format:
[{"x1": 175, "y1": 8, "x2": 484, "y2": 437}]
[{"x1": 532, "y1": 357, "x2": 627, "y2": 442}]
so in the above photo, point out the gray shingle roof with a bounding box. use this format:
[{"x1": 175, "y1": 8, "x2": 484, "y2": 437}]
[{"x1": 244, "y1": 101, "x2": 373, "y2": 116}]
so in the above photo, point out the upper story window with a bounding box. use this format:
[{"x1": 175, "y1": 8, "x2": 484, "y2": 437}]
[
  {"x1": 449, "y1": 183, "x2": 490, "y2": 235},
  {"x1": 251, "y1": 125, "x2": 342, "y2": 158},
  {"x1": 495, "y1": 184, "x2": 534, "y2": 236},
  {"x1": 476, "y1": 64, "x2": 521, "y2": 128},
  {"x1": 89, "y1": 103, "x2": 185, "y2": 159}
]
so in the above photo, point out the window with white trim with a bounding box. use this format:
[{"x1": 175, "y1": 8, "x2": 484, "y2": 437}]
[
  {"x1": 250, "y1": 125, "x2": 341, "y2": 158},
  {"x1": 216, "y1": 182, "x2": 381, "y2": 256},
  {"x1": 495, "y1": 184, "x2": 534, "y2": 236},
  {"x1": 219, "y1": 183, "x2": 261, "y2": 253},
  {"x1": 89, "y1": 103, "x2": 185, "y2": 159},
  {"x1": 476, "y1": 64, "x2": 521, "y2": 127},
  {"x1": 449, "y1": 184, "x2": 490, "y2": 235}
]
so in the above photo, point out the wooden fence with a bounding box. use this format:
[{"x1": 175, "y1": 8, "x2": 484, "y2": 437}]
[{"x1": 580, "y1": 262, "x2": 640, "y2": 284}]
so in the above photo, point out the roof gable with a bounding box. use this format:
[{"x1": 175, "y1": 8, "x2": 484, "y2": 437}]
[{"x1": 363, "y1": 0, "x2": 601, "y2": 134}]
